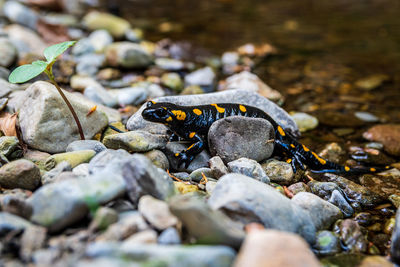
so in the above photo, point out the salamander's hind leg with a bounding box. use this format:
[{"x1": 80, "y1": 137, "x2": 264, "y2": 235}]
[{"x1": 176, "y1": 133, "x2": 205, "y2": 168}]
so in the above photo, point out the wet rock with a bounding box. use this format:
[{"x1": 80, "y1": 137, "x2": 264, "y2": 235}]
[
  {"x1": 389, "y1": 194, "x2": 400, "y2": 208},
  {"x1": 0, "y1": 38, "x2": 17, "y2": 67},
  {"x1": 127, "y1": 89, "x2": 299, "y2": 137},
  {"x1": 41, "y1": 161, "x2": 72, "y2": 184},
  {"x1": 44, "y1": 150, "x2": 96, "y2": 170},
  {"x1": 1, "y1": 195, "x2": 33, "y2": 219},
  {"x1": 290, "y1": 112, "x2": 318, "y2": 132},
  {"x1": 292, "y1": 192, "x2": 343, "y2": 230},
  {"x1": 3, "y1": 1, "x2": 39, "y2": 30},
  {"x1": 66, "y1": 140, "x2": 106, "y2": 154},
  {"x1": 355, "y1": 74, "x2": 389, "y2": 90},
  {"x1": 287, "y1": 182, "x2": 309, "y2": 195},
  {"x1": 84, "y1": 85, "x2": 118, "y2": 107},
  {"x1": 144, "y1": 149, "x2": 169, "y2": 170},
  {"x1": 208, "y1": 174, "x2": 316, "y2": 244},
  {"x1": 329, "y1": 190, "x2": 354, "y2": 218},
  {"x1": 354, "y1": 111, "x2": 380, "y2": 122},
  {"x1": 161, "y1": 72, "x2": 183, "y2": 92},
  {"x1": 209, "y1": 156, "x2": 229, "y2": 179},
  {"x1": 105, "y1": 42, "x2": 152, "y2": 68},
  {"x1": 158, "y1": 227, "x2": 181, "y2": 244},
  {"x1": 227, "y1": 158, "x2": 270, "y2": 184},
  {"x1": 314, "y1": 230, "x2": 341, "y2": 256},
  {"x1": 109, "y1": 86, "x2": 148, "y2": 106},
  {"x1": 184, "y1": 66, "x2": 215, "y2": 90},
  {"x1": 391, "y1": 208, "x2": 400, "y2": 264},
  {"x1": 82, "y1": 11, "x2": 131, "y2": 38},
  {"x1": 359, "y1": 174, "x2": 400, "y2": 198},
  {"x1": 164, "y1": 142, "x2": 210, "y2": 172},
  {"x1": 122, "y1": 154, "x2": 176, "y2": 206},
  {"x1": 0, "y1": 67, "x2": 10, "y2": 80},
  {"x1": 0, "y1": 136, "x2": 23, "y2": 159},
  {"x1": 17, "y1": 81, "x2": 109, "y2": 153},
  {"x1": 224, "y1": 71, "x2": 283, "y2": 102},
  {"x1": 169, "y1": 194, "x2": 245, "y2": 248},
  {"x1": 85, "y1": 243, "x2": 236, "y2": 267},
  {"x1": 103, "y1": 130, "x2": 167, "y2": 152},
  {"x1": 318, "y1": 142, "x2": 345, "y2": 163},
  {"x1": 363, "y1": 124, "x2": 400, "y2": 156},
  {"x1": 189, "y1": 167, "x2": 213, "y2": 183},
  {"x1": 89, "y1": 207, "x2": 118, "y2": 232},
  {"x1": 209, "y1": 117, "x2": 274, "y2": 164},
  {"x1": 19, "y1": 225, "x2": 47, "y2": 261},
  {"x1": 4, "y1": 24, "x2": 46, "y2": 56},
  {"x1": 123, "y1": 229, "x2": 158, "y2": 245},
  {"x1": 0, "y1": 159, "x2": 41, "y2": 190},
  {"x1": 261, "y1": 159, "x2": 295, "y2": 185},
  {"x1": 234, "y1": 229, "x2": 320, "y2": 267},
  {"x1": 138, "y1": 195, "x2": 178, "y2": 230},
  {"x1": 335, "y1": 219, "x2": 368, "y2": 253},
  {"x1": 0, "y1": 212, "x2": 32, "y2": 235}
]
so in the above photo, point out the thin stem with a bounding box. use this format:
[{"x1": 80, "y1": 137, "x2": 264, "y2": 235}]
[{"x1": 45, "y1": 68, "x2": 85, "y2": 140}]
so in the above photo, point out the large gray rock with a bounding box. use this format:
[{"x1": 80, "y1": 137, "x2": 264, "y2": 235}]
[
  {"x1": 126, "y1": 89, "x2": 299, "y2": 136},
  {"x1": 0, "y1": 212, "x2": 32, "y2": 235},
  {"x1": 208, "y1": 116, "x2": 274, "y2": 163},
  {"x1": 17, "y1": 81, "x2": 109, "y2": 153},
  {"x1": 291, "y1": 192, "x2": 343, "y2": 230},
  {"x1": 391, "y1": 208, "x2": 400, "y2": 264},
  {"x1": 208, "y1": 174, "x2": 316, "y2": 244}
]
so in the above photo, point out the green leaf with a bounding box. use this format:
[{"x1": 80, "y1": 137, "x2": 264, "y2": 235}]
[
  {"x1": 44, "y1": 40, "x2": 76, "y2": 63},
  {"x1": 8, "y1": 61, "x2": 48, "y2": 83}
]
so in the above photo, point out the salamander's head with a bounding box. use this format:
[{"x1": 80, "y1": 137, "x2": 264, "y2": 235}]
[{"x1": 142, "y1": 101, "x2": 176, "y2": 124}]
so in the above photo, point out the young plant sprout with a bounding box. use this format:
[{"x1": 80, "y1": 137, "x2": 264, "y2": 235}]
[{"x1": 8, "y1": 41, "x2": 85, "y2": 140}]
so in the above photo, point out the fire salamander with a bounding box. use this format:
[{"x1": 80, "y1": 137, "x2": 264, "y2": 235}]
[{"x1": 142, "y1": 101, "x2": 390, "y2": 173}]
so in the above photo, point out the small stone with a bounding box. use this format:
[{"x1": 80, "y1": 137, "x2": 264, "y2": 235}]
[
  {"x1": 208, "y1": 117, "x2": 274, "y2": 164},
  {"x1": 287, "y1": 182, "x2": 309, "y2": 195},
  {"x1": 384, "y1": 217, "x2": 396, "y2": 235},
  {"x1": 84, "y1": 85, "x2": 118, "y2": 107},
  {"x1": 206, "y1": 181, "x2": 217, "y2": 195},
  {"x1": 0, "y1": 136, "x2": 23, "y2": 159},
  {"x1": 209, "y1": 156, "x2": 229, "y2": 179},
  {"x1": 88, "y1": 30, "x2": 113, "y2": 53},
  {"x1": 144, "y1": 149, "x2": 169, "y2": 170},
  {"x1": 161, "y1": 72, "x2": 183, "y2": 92},
  {"x1": 355, "y1": 74, "x2": 389, "y2": 90},
  {"x1": 66, "y1": 140, "x2": 107, "y2": 154},
  {"x1": 0, "y1": 159, "x2": 41, "y2": 190},
  {"x1": 359, "y1": 256, "x2": 394, "y2": 267},
  {"x1": 103, "y1": 131, "x2": 167, "y2": 152},
  {"x1": 185, "y1": 67, "x2": 215, "y2": 90},
  {"x1": 155, "y1": 58, "x2": 185, "y2": 71},
  {"x1": 158, "y1": 227, "x2": 181, "y2": 244},
  {"x1": 96, "y1": 68, "x2": 121, "y2": 80},
  {"x1": 0, "y1": 38, "x2": 17, "y2": 67},
  {"x1": 174, "y1": 182, "x2": 199, "y2": 194},
  {"x1": 329, "y1": 190, "x2": 354, "y2": 218},
  {"x1": 4, "y1": 24, "x2": 46, "y2": 56},
  {"x1": 125, "y1": 28, "x2": 144, "y2": 42},
  {"x1": 290, "y1": 112, "x2": 319, "y2": 132},
  {"x1": 138, "y1": 195, "x2": 178, "y2": 230},
  {"x1": 76, "y1": 53, "x2": 105, "y2": 76},
  {"x1": 89, "y1": 207, "x2": 118, "y2": 232},
  {"x1": 0, "y1": 212, "x2": 32, "y2": 235},
  {"x1": 44, "y1": 150, "x2": 96, "y2": 171},
  {"x1": 123, "y1": 229, "x2": 158, "y2": 245},
  {"x1": 20, "y1": 225, "x2": 47, "y2": 261},
  {"x1": 389, "y1": 194, "x2": 400, "y2": 208},
  {"x1": 227, "y1": 158, "x2": 270, "y2": 184},
  {"x1": 3, "y1": 1, "x2": 39, "y2": 30},
  {"x1": 70, "y1": 75, "x2": 101, "y2": 91},
  {"x1": 180, "y1": 85, "x2": 204, "y2": 95},
  {"x1": 234, "y1": 229, "x2": 320, "y2": 267},
  {"x1": 83, "y1": 11, "x2": 131, "y2": 38},
  {"x1": 73, "y1": 163, "x2": 90, "y2": 177},
  {"x1": 354, "y1": 111, "x2": 380, "y2": 122},
  {"x1": 105, "y1": 42, "x2": 152, "y2": 68},
  {"x1": 335, "y1": 219, "x2": 368, "y2": 253},
  {"x1": 314, "y1": 230, "x2": 341, "y2": 256},
  {"x1": 189, "y1": 167, "x2": 213, "y2": 183},
  {"x1": 318, "y1": 142, "x2": 345, "y2": 163},
  {"x1": 41, "y1": 161, "x2": 72, "y2": 184},
  {"x1": 109, "y1": 86, "x2": 148, "y2": 106},
  {"x1": 0, "y1": 195, "x2": 33, "y2": 219},
  {"x1": 363, "y1": 124, "x2": 400, "y2": 156},
  {"x1": 391, "y1": 208, "x2": 400, "y2": 264},
  {"x1": 261, "y1": 159, "x2": 295, "y2": 185}
]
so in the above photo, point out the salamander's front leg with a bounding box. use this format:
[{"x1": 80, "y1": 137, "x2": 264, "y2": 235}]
[{"x1": 176, "y1": 133, "x2": 205, "y2": 168}]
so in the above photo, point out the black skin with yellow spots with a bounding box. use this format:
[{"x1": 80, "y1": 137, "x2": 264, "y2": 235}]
[{"x1": 142, "y1": 101, "x2": 390, "y2": 173}]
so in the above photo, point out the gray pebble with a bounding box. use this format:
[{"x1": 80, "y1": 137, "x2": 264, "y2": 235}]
[{"x1": 227, "y1": 158, "x2": 270, "y2": 184}]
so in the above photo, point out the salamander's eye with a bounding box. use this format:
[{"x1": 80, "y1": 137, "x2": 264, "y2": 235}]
[{"x1": 147, "y1": 101, "x2": 153, "y2": 108}]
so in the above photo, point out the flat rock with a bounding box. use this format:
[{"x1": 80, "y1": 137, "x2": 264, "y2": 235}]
[
  {"x1": 138, "y1": 195, "x2": 178, "y2": 230},
  {"x1": 103, "y1": 130, "x2": 168, "y2": 152},
  {"x1": 126, "y1": 89, "x2": 299, "y2": 137},
  {"x1": 208, "y1": 174, "x2": 316, "y2": 244},
  {"x1": 208, "y1": 117, "x2": 274, "y2": 163},
  {"x1": 17, "y1": 81, "x2": 109, "y2": 153},
  {"x1": 83, "y1": 11, "x2": 131, "y2": 38},
  {"x1": 0, "y1": 159, "x2": 41, "y2": 190},
  {"x1": 234, "y1": 230, "x2": 320, "y2": 267}
]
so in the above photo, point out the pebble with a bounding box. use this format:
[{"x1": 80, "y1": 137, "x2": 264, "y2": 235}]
[
  {"x1": 0, "y1": 38, "x2": 17, "y2": 67},
  {"x1": 155, "y1": 58, "x2": 185, "y2": 71},
  {"x1": 355, "y1": 74, "x2": 389, "y2": 90},
  {"x1": 363, "y1": 124, "x2": 400, "y2": 156},
  {"x1": 109, "y1": 86, "x2": 148, "y2": 106},
  {"x1": 189, "y1": 167, "x2": 213, "y2": 183},
  {"x1": 318, "y1": 142, "x2": 345, "y2": 163},
  {"x1": 164, "y1": 142, "x2": 210, "y2": 172},
  {"x1": 334, "y1": 219, "x2": 368, "y2": 253},
  {"x1": 3, "y1": 1, "x2": 39, "y2": 30},
  {"x1": 70, "y1": 75, "x2": 101, "y2": 91},
  {"x1": 261, "y1": 159, "x2": 296, "y2": 185},
  {"x1": 291, "y1": 192, "x2": 343, "y2": 230},
  {"x1": 44, "y1": 150, "x2": 96, "y2": 171},
  {"x1": 75, "y1": 53, "x2": 105, "y2": 76},
  {"x1": 359, "y1": 256, "x2": 394, "y2": 267},
  {"x1": 138, "y1": 195, "x2": 178, "y2": 230},
  {"x1": 0, "y1": 79, "x2": 14, "y2": 98},
  {"x1": 20, "y1": 225, "x2": 47, "y2": 261},
  {"x1": 0, "y1": 159, "x2": 41, "y2": 190},
  {"x1": 66, "y1": 140, "x2": 107, "y2": 154},
  {"x1": 354, "y1": 111, "x2": 380, "y2": 122},
  {"x1": 89, "y1": 207, "x2": 118, "y2": 232},
  {"x1": 17, "y1": 81, "x2": 109, "y2": 153},
  {"x1": 0, "y1": 136, "x2": 23, "y2": 159},
  {"x1": 287, "y1": 182, "x2": 309, "y2": 195},
  {"x1": 209, "y1": 156, "x2": 229, "y2": 179},
  {"x1": 208, "y1": 174, "x2": 316, "y2": 244},
  {"x1": 180, "y1": 85, "x2": 205, "y2": 95},
  {"x1": 174, "y1": 182, "x2": 199, "y2": 194},
  {"x1": 103, "y1": 130, "x2": 168, "y2": 152},
  {"x1": 314, "y1": 230, "x2": 341, "y2": 256},
  {"x1": 359, "y1": 174, "x2": 400, "y2": 199},
  {"x1": 82, "y1": 11, "x2": 131, "y2": 38},
  {"x1": 169, "y1": 194, "x2": 245, "y2": 248},
  {"x1": 83, "y1": 85, "x2": 118, "y2": 107},
  {"x1": 72, "y1": 38, "x2": 95, "y2": 56},
  {"x1": 88, "y1": 149, "x2": 132, "y2": 174},
  {"x1": 391, "y1": 208, "x2": 400, "y2": 264},
  {"x1": 88, "y1": 30, "x2": 113, "y2": 53},
  {"x1": 105, "y1": 42, "x2": 153, "y2": 68},
  {"x1": 158, "y1": 227, "x2": 181, "y2": 245},
  {"x1": 208, "y1": 117, "x2": 274, "y2": 164},
  {"x1": 161, "y1": 72, "x2": 184, "y2": 92},
  {"x1": 224, "y1": 71, "x2": 283, "y2": 102},
  {"x1": 184, "y1": 66, "x2": 215, "y2": 90},
  {"x1": 144, "y1": 149, "x2": 169, "y2": 170},
  {"x1": 125, "y1": 28, "x2": 144, "y2": 42},
  {"x1": 121, "y1": 154, "x2": 176, "y2": 206},
  {"x1": 0, "y1": 212, "x2": 32, "y2": 235},
  {"x1": 41, "y1": 161, "x2": 72, "y2": 184},
  {"x1": 290, "y1": 112, "x2": 319, "y2": 132},
  {"x1": 0, "y1": 194, "x2": 33, "y2": 219},
  {"x1": 4, "y1": 24, "x2": 46, "y2": 55},
  {"x1": 227, "y1": 158, "x2": 270, "y2": 184},
  {"x1": 389, "y1": 194, "x2": 400, "y2": 208},
  {"x1": 127, "y1": 89, "x2": 299, "y2": 137},
  {"x1": 234, "y1": 229, "x2": 320, "y2": 267},
  {"x1": 122, "y1": 229, "x2": 158, "y2": 245}
]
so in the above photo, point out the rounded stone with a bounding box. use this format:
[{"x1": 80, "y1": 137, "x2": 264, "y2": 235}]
[
  {"x1": 261, "y1": 159, "x2": 295, "y2": 185},
  {"x1": 105, "y1": 42, "x2": 152, "y2": 68},
  {"x1": 0, "y1": 159, "x2": 41, "y2": 190},
  {"x1": 0, "y1": 38, "x2": 17, "y2": 67}
]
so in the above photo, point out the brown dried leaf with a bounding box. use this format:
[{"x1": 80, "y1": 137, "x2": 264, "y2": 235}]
[
  {"x1": 0, "y1": 112, "x2": 18, "y2": 136},
  {"x1": 37, "y1": 19, "x2": 70, "y2": 44}
]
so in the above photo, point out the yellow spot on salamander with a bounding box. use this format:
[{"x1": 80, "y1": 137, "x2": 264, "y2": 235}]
[
  {"x1": 277, "y1": 126, "x2": 286, "y2": 136},
  {"x1": 345, "y1": 166, "x2": 350, "y2": 172},
  {"x1": 312, "y1": 151, "x2": 327, "y2": 165},
  {"x1": 239, "y1": 105, "x2": 246, "y2": 112},
  {"x1": 171, "y1": 110, "x2": 186, "y2": 120},
  {"x1": 302, "y1": 144, "x2": 310, "y2": 152},
  {"x1": 151, "y1": 101, "x2": 156, "y2": 104},
  {"x1": 370, "y1": 167, "x2": 376, "y2": 172},
  {"x1": 211, "y1": 103, "x2": 225, "y2": 113},
  {"x1": 385, "y1": 165, "x2": 390, "y2": 169},
  {"x1": 189, "y1": 132, "x2": 196, "y2": 138},
  {"x1": 193, "y1": 109, "x2": 202, "y2": 115},
  {"x1": 187, "y1": 143, "x2": 195, "y2": 150},
  {"x1": 290, "y1": 144, "x2": 295, "y2": 148},
  {"x1": 175, "y1": 153, "x2": 180, "y2": 157},
  {"x1": 166, "y1": 116, "x2": 172, "y2": 122},
  {"x1": 286, "y1": 159, "x2": 292, "y2": 163}
]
